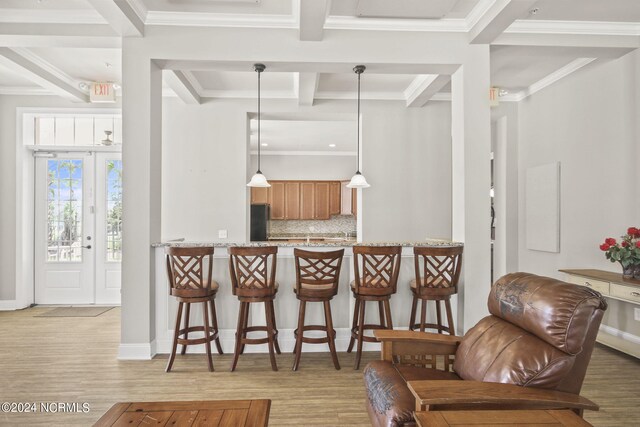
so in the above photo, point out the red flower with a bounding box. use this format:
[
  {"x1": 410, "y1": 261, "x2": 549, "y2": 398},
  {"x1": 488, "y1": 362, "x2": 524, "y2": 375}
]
[
  {"x1": 600, "y1": 243, "x2": 611, "y2": 251},
  {"x1": 628, "y1": 227, "x2": 640, "y2": 237},
  {"x1": 636, "y1": 241, "x2": 640, "y2": 249},
  {"x1": 622, "y1": 241, "x2": 629, "y2": 247},
  {"x1": 605, "y1": 238, "x2": 617, "y2": 246}
]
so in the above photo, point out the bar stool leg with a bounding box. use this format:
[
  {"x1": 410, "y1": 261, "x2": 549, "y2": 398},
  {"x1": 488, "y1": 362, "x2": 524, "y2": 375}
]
[
  {"x1": 202, "y1": 301, "x2": 214, "y2": 372},
  {"x1": 445, "y1": 298, "x2": 455, "y2": 336},
  {"x1": 264, "y1": 301, "x2": 278, "y2": 371},
  {"x1": 347, "y1": 298, "x2": 360, "y2": 353},
  {"x1": 355, "y1": 300, "x2": 366, "y2": 370},
  {"x1": 240, "y1": 304, "x2": 250, "y2": 355},
  {"x1": 209, "y1": 299, "x2": 223, "y2": 354},
  {"x1": 383, "y1": 299, "x2": 393, "y2": 330},
  {"x1": 181, "y1": 302, "x2": 191, "y2": 355},
  {"x1": 268, "y1": 300, "x2": 281, "y2": 355},
  {"x1": 378, "y1": 301, "x2": 386, "y2": 329},
  {"x1": 292, "y1": 300, "x2": 306, "y2": 371},
  {"x1": 323, "y1": 300, "x2": 340, "y2": 370},
  {"x1": 166, "y1": 302, "x2": 184, "y2": 373},
  {"x1": 231, "y1": 301, "x2": 247, "y2": 372},
  {"x1": 420, "y1": 299, "x2": 427, "y2": 332},
  {"x1": 435, "y1": 300, "x2": 443, "y2": 334},
  {"x1": 409, "y1": 294, "x2": 418, "y2": 331}
]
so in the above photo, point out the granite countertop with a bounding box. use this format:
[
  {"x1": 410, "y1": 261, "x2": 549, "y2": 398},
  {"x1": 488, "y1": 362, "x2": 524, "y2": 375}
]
[{"x1": 152, "y1": 239, "x2": 462, "y2": 248}]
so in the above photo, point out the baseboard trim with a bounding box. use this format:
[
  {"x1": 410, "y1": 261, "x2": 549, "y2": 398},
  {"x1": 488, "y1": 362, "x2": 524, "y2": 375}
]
[
  {"x1": 599, "y1": 324, "x2": 640, "y2": 345},
  {"x1": 0, "y1": 300, "x2": 17, "y2": 311},
  {"x1": 118, "y1": 340, "x2": 157, "y2": 360},
  {"x1": 598, "y1": 324, "x2": 640, "y2": 359}
]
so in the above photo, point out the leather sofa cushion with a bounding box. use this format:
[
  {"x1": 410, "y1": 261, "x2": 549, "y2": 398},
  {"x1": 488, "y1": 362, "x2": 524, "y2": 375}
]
[
  {"x1": 454, "y1": 316, "x2": 575, "y2": 389},
  {"x1": 364, "y1": 360, "x2": 460, "y2": 427},
  {"x1": 488, "y1": 272, "x2": 607, "y2": 355}
]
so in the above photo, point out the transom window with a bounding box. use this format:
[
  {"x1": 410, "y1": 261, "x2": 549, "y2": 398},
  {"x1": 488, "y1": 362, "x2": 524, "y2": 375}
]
[{"x1": 33, "y1": 114, "x2": 122, "y2": 147}]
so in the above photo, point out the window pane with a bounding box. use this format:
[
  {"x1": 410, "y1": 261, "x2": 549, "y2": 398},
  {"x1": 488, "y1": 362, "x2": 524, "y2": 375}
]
[
  {"x1": 54, "y1": 118, "x2": 74, "y2": 145},
  {"x1": 106, "y1": 159, "x2": 122, "y2": 261},
  {"x1": 47, "y1": 159, "x2": 83, "y2": 262},
  {"x1": 37, "y1": 118, "x2": 55, "y2": 145},
  {"x1": 75, "y1": 118, "x2": 94, "y2": 146}
]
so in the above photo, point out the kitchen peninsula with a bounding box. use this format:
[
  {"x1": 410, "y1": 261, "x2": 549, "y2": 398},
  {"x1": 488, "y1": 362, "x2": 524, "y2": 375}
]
[{"x1": 152, "y1": 239, "x2": 462, "y2": 355}]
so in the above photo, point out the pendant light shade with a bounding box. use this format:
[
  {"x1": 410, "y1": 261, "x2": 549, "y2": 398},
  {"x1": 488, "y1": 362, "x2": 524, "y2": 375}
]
[
  {"x1": 347, "y1": 65, "x2": 370, "y2": 189},
  {"x1": 247, "y1": 63, "x2": 270, "y2": 188}
]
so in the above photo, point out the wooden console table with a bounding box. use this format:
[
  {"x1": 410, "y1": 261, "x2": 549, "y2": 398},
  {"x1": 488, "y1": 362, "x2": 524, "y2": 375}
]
[
  {"x1": 94, "y1": 399, "x2": 270, "y2": 426},
  {"x1": 561, "y1": 269, "x2": 640, "y2": 358},
  {"x1": 414, "y1": 409, "x2": 592, "y2": 426}
]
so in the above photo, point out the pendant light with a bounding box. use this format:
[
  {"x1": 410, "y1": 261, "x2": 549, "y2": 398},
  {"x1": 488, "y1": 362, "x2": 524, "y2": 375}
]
[
  {"x1": 347, "y1": 65, "x2": 370, "y2": 189},
  {"x1": 247, "y1": 63, "x2": 271, "y2": 187}
]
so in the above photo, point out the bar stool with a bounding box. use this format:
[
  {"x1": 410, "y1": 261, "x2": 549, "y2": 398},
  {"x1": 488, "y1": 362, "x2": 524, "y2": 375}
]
[
  {"x1": 292, "y1": 248, "x2": 344, "y2": 371},
  {"x1": 347, "y1": 246, "x2": 402, "y2": 369},
  {"x1": 228, "y1": 246, "x2": 281, "y2": 371},
  {"x1": 165, "y1": 246, "x2": 223, "y2": 373},
  {"x1": 408, "y1": 246, "x2": 463, "y2": 335}
]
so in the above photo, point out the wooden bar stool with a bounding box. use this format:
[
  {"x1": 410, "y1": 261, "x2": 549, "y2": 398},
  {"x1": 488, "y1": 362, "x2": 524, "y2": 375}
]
[
  {"x1": 292, "y1": 248, "x2": 344, "y2": 371},
  {"x1": 165, "y1": 246, "x2": 223, "y2": 373},
  {"x1": 228, "y1": 246, "x2": 281, "y2": 372},
  {"x1": 347, "y1": 245, "x2": 402, "y2": 369},
  {"x1": 408, "y1": 246, "x2": 463, "y2": 335}
]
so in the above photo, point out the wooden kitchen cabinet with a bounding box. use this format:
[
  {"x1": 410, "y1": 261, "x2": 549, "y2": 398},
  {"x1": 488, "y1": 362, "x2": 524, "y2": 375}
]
[
  {"x1": 284, "y1": 182, "x2": 300, "y2": 219},
  {"x1": 315, "y1": 182, "x2": 331, "y2": 220},
  {"x1": 300, "y1": 182, "x2": 315, "y2": 220},
  {"x1": 351, "y1": 188, "x2": 357, "y2": 217},
  {"x1": 250, "y1": 187, "x2": 269, "y2": 204},
  {"x1": 329, "y1": 182, "x2": 341, "y2": 215},
  {"x1": 269, "y1": 182, "x2": 285, "y2": 219}
]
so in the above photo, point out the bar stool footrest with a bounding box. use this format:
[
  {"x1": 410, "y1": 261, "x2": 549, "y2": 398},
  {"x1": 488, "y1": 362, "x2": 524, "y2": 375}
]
[
  {"x1": 177, "y1": 326, "x2": 219, "y2": 346},
  {"x1": 294, "y1": 325, "x2": 336, "y2": 344},
  {"x1": 351, "y1": 324, "x2": 390, "y2": 343}
]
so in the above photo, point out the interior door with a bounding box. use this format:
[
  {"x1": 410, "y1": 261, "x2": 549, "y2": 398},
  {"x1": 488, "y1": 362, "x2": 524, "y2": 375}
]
[
  {"x1": 35, "y1": 154, "x2": 95, "y2": 304},
  {"x1": 94, "y1": 153, "x2": 122, "y2": 304}
]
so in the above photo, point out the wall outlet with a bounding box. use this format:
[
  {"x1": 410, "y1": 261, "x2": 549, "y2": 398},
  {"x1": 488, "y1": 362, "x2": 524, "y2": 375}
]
[
  {"x1": 635, "y1": 308, "x2": 640, "y2": 322},
  {"x1": 218, "y1": 229, "x2": 228, "y2": 239}
]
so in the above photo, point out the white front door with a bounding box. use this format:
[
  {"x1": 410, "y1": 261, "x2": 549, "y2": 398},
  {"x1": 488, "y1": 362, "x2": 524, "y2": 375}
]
[{"x1": 35, "y1": 152, "x2": 122, "y2": 305}]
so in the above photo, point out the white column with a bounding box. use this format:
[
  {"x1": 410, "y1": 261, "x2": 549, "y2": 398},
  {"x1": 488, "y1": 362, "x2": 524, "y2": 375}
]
[
  {"x1": 119, "y1": 47, "x2": 162, "y2": 359},
  {"x1": 451, "y1": 45, "x2": 492, "y2": 333}
]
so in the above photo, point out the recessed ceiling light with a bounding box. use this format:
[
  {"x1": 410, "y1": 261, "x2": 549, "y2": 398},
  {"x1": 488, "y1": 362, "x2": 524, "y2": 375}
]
[
  {"x1": 329, "y1": 144, "x2": 336, "y2": 148},
  {"x1": 529, "y1": 8, "x2": 539, "y2": 15},
  {"x1": 261, "y1": 143, "x2": 268, "y2": 147}
]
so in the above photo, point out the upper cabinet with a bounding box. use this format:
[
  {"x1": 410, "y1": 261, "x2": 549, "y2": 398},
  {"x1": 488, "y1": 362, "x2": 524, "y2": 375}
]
[{"x1": 251, "y1": 180, "x2": 344, "y2": 220}]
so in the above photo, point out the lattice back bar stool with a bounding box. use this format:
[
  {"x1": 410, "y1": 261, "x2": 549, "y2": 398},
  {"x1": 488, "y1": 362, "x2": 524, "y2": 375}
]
[
  {"x1": 228, "y1": 246, "x2": 281, "y2": 372},
  {"x1": 165, "y1": 246, "x2": 223, "y2": 373},
  {"x1": 409, "y1": 246, "x2": 463, "y2": 335},
  {"x1": 347, "y1": 245, "x2": 402, "y2": 369},
  {"x1": 292, "y1": 248, "x2": 345, "y2": 371}
]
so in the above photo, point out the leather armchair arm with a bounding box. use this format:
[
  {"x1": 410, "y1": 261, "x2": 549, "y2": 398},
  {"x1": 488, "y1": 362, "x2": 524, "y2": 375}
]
[
  {"x1": 373, "y1": 330, "x2": 461, "y2": 362},
  {"x1": 407, "y1": 380, "x2": 599, "y2": 413}
]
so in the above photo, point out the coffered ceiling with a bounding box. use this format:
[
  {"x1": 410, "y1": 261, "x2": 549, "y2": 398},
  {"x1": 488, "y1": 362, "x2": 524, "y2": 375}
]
[{"x1": 0, "y1": 0, "x2": 638, "y2": 104}]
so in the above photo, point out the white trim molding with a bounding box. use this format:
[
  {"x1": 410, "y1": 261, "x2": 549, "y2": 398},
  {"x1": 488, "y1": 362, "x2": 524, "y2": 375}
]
[
  {"x1": 598, "y1": 324, "x2": 640, "y2": 359},
  {"x1": 513, "y1": 57, "x2": 597, "y2": 101},
  {"x1": 118, "y1": 341, "x2": 157, "y2": 360},
  {"x1": 0, "y1": 300, "x2": 18, "y2": 311},
  {"x1": 506, "y1": 20, "x2": 640, "y2": 37}
]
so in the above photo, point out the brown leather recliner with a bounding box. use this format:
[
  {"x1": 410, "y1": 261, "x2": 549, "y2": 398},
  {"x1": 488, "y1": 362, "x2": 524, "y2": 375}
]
[{"x1": 363, "y1": 272, "x2": 608, "y2": 427}]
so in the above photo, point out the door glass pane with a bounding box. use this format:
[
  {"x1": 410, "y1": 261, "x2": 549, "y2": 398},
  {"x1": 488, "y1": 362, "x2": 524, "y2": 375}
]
[
  {"x1": 106, "y1": 160, "x2": 122, "y2": 261},
  {"x1": 47, "y1": 159, "x2": 83, "y2": 262}
]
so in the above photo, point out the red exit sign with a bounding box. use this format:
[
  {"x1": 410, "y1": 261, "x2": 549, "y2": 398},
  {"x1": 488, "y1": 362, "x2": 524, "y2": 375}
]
[{"x1": 90, "y1": 82, "x2": 116, "y2": 103}]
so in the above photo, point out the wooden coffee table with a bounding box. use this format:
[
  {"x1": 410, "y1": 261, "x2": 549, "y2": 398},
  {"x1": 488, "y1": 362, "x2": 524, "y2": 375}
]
[
  {"x1": 94, "y1": 399, "x2": 270, "y2": 426},
  {"x1": 414, "y1": 409, "x2": 592, "y2": 426}
]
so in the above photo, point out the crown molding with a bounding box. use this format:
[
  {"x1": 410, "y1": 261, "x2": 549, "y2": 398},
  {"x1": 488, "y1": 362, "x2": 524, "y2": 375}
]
[
  {"x1": 250, "y1": 150, "x2": 357, "y2": 157},
  {"x1": 126, "y1": 0, "x2": 149, "y2": 23},
  {"x1": 10, "y1": 48, "x2": 83, "y2": 92},
  {"x1": 200, "y1": 89, "x2": 295, "y2": 99},
  {"x1": 145, "y1": 11, "x2": 297, "y2": 28},
  {"x1": 181, "y1": 70, "x2": 204, "y2": 94},
  {"x1": 465, "y1": 0, "x2": 500, "y2": 30},
  {"x1": 506, "y1": 19, "x2": 640, "y2": 36},
  {"x1": 315, "y1": 91, "x2": 405, "y2": 101},
  {"x1": 430, "y1": 92, "x2": 451, "y2": 102},
  {"x1": 0, "y1": 9, "x2": 106, "y2": 24},
  {"x1": 519, "y1": 57, "x2": 596, "y2": 100},
  {"x1": 324, "y1": 15, "x2": 468, "y2": 32},
  {"x1": 0, "y1": 86, "x2": 52, "y2": 96}
]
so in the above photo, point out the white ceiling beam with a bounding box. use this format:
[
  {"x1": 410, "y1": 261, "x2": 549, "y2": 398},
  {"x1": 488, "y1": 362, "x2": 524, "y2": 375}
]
[
  {"x1": 404, "y1": 74, "x2": 450, "y2": 107},
  {"x1": 0, "y1": 47, "x2": 88, "y2": 102},
  {"x1": 296, "y1": 72, "x2": 319, "y2": 106},
  {"x1": 298, "y1": 0, "x2": 331, "y2": 41},
  {"x1": 0, "y1": 23, "x2": 120, "y2": 48},
  {"x1": 163, "y1": 70, "x2": 201, "y2": 104},
  {"x1": 86, "y1": 0, "x2": 145, "y2": 36},
  {"x1": 469, "y1": 0, "x2": 538, "y2": 44}
]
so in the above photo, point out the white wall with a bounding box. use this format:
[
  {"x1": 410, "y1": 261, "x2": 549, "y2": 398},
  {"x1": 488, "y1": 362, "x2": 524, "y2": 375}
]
[
  {"x1": 249, "y1": 154, "x2": 354, "y2": 181},
  {"x1": 161, "y1": 97, "x2": 453, "y2": 243},
  {"x1": 517, "y1": 50, "x2": 640, "y2": 335}
]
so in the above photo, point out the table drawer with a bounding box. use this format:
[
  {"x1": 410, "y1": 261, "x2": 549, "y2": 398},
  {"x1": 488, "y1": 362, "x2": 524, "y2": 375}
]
[
  {"x1": 610, "y1": 283, "x2": 640, "y2": 304},
  {"x1": 566, "y1": 275, "x2": 609, "y2": 295}
]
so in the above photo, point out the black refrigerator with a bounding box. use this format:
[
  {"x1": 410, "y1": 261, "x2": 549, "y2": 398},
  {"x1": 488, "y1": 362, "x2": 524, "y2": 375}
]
[{"x1": 250, "y1": 204, "x2": 270, "y2": 241}]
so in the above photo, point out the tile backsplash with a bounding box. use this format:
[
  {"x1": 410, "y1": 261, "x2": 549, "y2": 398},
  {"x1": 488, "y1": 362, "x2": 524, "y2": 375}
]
[{"x1": 269, "y1": 215, "x2": 356, "y2": 236}]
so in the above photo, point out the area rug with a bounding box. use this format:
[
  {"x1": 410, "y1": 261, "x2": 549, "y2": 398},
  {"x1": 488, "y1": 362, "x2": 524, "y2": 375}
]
[{"x1": 35, "y1": 306, "x2": 114, "y2": 317}]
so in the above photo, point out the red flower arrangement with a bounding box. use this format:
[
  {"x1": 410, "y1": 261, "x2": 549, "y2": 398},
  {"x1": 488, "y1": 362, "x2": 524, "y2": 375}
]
[{"x1": 600, "y1": 227, "x2": 640, "y2": 278}]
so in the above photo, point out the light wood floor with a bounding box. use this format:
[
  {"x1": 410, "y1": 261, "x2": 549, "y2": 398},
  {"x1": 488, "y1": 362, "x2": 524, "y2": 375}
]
[{"x1": 0, "y1": 307, "x2": 638, "y2": 426}]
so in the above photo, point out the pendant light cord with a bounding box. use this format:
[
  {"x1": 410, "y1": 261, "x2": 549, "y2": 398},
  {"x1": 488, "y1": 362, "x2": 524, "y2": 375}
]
[
  {"x1": 356, "y1": 69, "x2": 361, "y2": 174},
  {"x1": 257, "y1": 67, "x2": 261, "y2": 173}
]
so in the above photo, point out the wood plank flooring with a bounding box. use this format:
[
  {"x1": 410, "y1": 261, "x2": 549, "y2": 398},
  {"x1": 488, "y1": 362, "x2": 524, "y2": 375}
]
[{"x1": 0, "y1": 307, "x2": 638, "y2": 426}]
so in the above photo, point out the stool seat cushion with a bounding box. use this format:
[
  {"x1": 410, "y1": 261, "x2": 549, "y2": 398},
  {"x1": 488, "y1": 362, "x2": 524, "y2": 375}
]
[
  {"x1": 349, "y1": 278, "x2": 387, "y2": 290},
  {"x1": 294, "y1": 282, "x2": 333, "y2": 291},
  {"x1": 410, "y1": 277, "x2": 447, "y2": 288}
]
